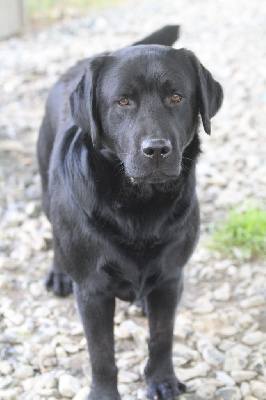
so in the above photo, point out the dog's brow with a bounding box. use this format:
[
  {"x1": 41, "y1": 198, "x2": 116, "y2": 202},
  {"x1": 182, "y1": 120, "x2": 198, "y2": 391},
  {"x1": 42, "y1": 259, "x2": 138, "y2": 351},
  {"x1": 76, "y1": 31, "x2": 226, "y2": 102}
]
[
  {"x1": 127, "y1": 79, "x2": 142, "y2": 93},
  {"x1": 117, "y1": 75, "x2": 148, "y2": 95},
  {"x1": 160, "y1": 72, "x2": 194, "y2": 94}
]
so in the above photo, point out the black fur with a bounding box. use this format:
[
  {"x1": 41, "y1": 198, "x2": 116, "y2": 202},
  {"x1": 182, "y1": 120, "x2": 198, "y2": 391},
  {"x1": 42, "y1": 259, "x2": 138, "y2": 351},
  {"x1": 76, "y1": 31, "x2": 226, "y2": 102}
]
[{"x1": 37, "y1": 25, "x2": 223, "y2": 400}]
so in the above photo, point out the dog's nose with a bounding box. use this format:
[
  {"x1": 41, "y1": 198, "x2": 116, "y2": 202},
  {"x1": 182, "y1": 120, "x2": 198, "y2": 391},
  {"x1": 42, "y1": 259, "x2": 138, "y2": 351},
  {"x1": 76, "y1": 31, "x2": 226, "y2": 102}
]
[{"x1": 141, "y1": 139, "x2": 172, "y2": 159}]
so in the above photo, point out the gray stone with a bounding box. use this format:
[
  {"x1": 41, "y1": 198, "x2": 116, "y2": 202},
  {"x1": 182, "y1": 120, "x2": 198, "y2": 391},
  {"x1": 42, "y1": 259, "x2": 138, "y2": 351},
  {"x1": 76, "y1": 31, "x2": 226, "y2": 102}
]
[
  {"x1": 179, "y1": 395, "x2": 204, "y2": 400},
  {"x1": 215, "y1": 387, "x2": 242, "y2": 400},
  {"x1": 202, "y1": 344, "x2": 225, "y2": 366}
]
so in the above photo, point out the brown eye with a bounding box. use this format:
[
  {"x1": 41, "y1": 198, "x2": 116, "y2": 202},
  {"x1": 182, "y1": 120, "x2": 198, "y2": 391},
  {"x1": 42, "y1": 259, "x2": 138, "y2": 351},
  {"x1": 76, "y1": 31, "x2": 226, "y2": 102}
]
[
  {"x1": 119, "y1": 98, "x2": 129, "y2": 106},
  {"x1": 171, "y1": 93, "x2": 182, "y2": 102}
]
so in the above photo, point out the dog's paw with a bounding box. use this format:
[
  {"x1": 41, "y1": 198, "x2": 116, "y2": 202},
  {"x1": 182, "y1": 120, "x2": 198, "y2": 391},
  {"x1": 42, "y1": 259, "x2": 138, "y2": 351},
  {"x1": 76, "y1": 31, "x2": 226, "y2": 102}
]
[
  {"x1": 135, "y1": 298, "x2": 148, "y2": 316},
  {"x1": 147, "y1": 377, "x2": 186, "y2": 399},
  {"x1": 45, "y1": 270, "x2": 73, "y2": 297},
  {"x1": 88, "y1": 391, "x2": 121, "y2": 400}
]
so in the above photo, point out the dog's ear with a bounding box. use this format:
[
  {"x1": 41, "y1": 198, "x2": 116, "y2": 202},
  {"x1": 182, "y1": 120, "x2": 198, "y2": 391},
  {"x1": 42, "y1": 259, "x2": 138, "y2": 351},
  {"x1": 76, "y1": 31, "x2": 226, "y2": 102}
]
[
  {"x1": 196, "y1": 61, "x2": 223, "y2": 134},
  {"x1": 184, "y1": 50, "x2": 223, "y2": 135},
  {"x1": 70, "y1": 55, "x2": 108, "y2": 147}
]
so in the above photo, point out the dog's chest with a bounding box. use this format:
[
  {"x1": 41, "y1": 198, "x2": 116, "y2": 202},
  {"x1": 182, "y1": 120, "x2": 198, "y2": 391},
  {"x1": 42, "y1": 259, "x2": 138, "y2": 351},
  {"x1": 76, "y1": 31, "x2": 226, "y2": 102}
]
[
  {"x1": 103, "y1": 257, "x2": 162, "y2": 302},
  {"x1": 101, "y1": 236, "x2": 167, "y2": 302},
  {"x1": 90, "y1": 196, "x2": 174, "y2": 301}
]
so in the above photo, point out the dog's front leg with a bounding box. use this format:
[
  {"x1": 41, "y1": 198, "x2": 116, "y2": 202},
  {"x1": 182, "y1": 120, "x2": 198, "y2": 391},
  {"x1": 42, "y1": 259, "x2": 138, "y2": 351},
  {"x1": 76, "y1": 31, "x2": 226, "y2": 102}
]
[
  {"x1": 145, "y1": 277, "x2": 186, "y2": 400},
  {"x1": 75, "y1": 283, "x2": 121, "y2": 400}
]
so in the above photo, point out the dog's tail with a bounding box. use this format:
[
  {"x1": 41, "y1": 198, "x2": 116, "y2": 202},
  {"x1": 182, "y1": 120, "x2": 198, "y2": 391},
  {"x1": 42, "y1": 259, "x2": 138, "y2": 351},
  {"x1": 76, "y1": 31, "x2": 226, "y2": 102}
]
[{"x1": 133, "y1": 25, "x2": 180, "y2": 47}]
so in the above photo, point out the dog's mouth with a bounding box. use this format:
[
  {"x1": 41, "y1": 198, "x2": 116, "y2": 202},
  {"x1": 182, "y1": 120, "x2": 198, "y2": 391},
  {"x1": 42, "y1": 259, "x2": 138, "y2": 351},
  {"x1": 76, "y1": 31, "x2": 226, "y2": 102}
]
[
  {"x1": 102, "y1": 150, "x2": 181, "y2": 184},
  {"x1": 130, "y1": 170, "x2": 179, "y2": 184}
]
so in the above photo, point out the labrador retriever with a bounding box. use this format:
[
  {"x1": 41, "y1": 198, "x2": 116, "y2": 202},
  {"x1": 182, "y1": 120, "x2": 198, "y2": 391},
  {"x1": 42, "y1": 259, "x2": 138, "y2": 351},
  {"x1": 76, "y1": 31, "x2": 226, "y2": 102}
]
[{"x1": 37, "y1": 25, "x2": 223, "y2": 400}]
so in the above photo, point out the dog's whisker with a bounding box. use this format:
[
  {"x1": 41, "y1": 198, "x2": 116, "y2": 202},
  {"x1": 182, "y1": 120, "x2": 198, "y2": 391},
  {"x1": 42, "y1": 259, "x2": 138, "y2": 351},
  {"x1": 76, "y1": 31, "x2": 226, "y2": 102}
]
[
  {"x1": 181, "y1": 162, "x2": 191, "y2": 172},
  {"x1": 115, "y1": 163, "x2": 125, "y2": 176},
  {"x1": 182, "y1": 156, "x2": 193, "y2": 162},
  {"x1": 114, "y1": 161, "x2": 124, "y2": 172}
]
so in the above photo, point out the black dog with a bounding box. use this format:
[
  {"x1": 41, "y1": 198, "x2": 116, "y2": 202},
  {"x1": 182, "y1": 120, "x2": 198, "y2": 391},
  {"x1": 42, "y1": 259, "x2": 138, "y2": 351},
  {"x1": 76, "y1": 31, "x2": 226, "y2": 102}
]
[{"x1": 37, "y1": 25, "x2": 223, "y2": 400}]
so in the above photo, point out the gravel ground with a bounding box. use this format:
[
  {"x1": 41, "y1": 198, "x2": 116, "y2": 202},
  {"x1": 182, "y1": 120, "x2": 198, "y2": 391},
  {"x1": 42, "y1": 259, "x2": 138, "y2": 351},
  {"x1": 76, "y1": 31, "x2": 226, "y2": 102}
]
[{"x1": 0, "y1": 0, "x2": 266, "y2": 399}]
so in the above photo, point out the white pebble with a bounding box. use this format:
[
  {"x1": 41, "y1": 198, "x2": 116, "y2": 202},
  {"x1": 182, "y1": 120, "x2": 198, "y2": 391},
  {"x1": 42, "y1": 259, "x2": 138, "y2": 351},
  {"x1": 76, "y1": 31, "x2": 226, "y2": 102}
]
[
  {"x1": 0, "y1": 361, "x2": 12, "y2": 375},
  {"x1": 224, "y1": 357, "x2": 247, "y2": 372},
  {"x1": 176, "y1": 362, "x2": 211, "y2": 381},
  {"x1": 58, "y1": 374, "x2": 80, "y2": 398},
  {"x1": 197, "y1": 384, "x2": 217, "y2": 399},
  {"x1": 13, "y1": 365, "x2": 34, "y2": 379},
  {"x1": 202, "y1": 344, "x2": 225, "y2": 366},
  {"x1": 231, "y1": 370, "x2": 257, "y2": 382},
  {"x1": 216, "y1": 371, "x2": 235, "y2": 386},
  {"x1": 242, "y1": 331, "x2": 266, "y2": 345},
  {"x1": 118, "y1": 370, "x2": 139, "y2": 383},
  {"x1": 240, "y1": 295, "x2": 265, "y2": 309},
  {"x1": 226, "y1": 344, "x2": 252, "y2": 358},
  {"x1": 216, "y1": 386, "x2": 242, "y2": 400},
  {"x1": 241, "y1": 382, "x2": 251, "y2": 396},
  {"x1": 250, "y1": 381, "x2": 266, "y2": 400},
  {"x1": 213, "y1": 283, "x2": 231, "y2": 301},
  {"x1": 72, "y1": 387, "x2": 90, "y2": 400}
]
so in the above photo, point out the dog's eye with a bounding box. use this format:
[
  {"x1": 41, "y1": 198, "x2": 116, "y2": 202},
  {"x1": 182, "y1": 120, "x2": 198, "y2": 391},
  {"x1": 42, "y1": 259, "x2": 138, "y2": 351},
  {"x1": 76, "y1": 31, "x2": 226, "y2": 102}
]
[
  {"x1": 171, "y1": 93, "x2": 182, "y2": 102},
  {"x1": 119, "y1": 98, "x2": 129, "y2": 106}
]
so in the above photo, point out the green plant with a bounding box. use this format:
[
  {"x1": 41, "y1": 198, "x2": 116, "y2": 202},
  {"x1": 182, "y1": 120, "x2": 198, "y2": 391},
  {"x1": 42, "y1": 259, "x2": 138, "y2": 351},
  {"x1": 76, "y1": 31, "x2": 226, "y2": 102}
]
[
  {"x1": 27, "y1": 0, "x2": 124, "y2": 16},
  {"x1": 27, "y1": 0, "x2": 54, "y2": 14},
  {"x1": 26, "y1": 0, "x2": 126, "y2": 28},
  {"x1": 209, "y1": 203, "x2": 266, "y2": 259}
]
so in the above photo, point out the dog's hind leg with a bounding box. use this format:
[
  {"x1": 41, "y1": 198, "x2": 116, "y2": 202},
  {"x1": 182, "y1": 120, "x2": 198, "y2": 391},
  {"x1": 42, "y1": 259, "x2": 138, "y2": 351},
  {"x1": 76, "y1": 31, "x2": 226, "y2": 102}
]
[
  {"x1": 45, "y1": 238, "x2": 73, "y2": 297},
  {"x1": 45, "y1": 267, "x2": 73, "y2": 297},
  {"x1": 135, "y1": 297, "x2": 148, "y2": 316}
]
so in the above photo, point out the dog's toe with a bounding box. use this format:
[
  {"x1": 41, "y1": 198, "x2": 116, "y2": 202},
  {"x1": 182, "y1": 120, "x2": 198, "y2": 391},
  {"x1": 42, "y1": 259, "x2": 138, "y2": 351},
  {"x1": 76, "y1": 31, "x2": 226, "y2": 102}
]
[
  {"x1": 147, "y1": 378, "x2": 186, "y2": 399},
  {"x1": 45, "y1": 270, "x2": 73, "y2": 297}
]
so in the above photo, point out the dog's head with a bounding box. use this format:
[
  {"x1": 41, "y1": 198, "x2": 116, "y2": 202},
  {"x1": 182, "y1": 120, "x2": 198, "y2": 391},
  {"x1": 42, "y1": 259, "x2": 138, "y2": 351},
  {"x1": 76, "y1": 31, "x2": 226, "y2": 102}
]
[{"x1": 70, "y1": 46, "x2": 223, "y2": 183}]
